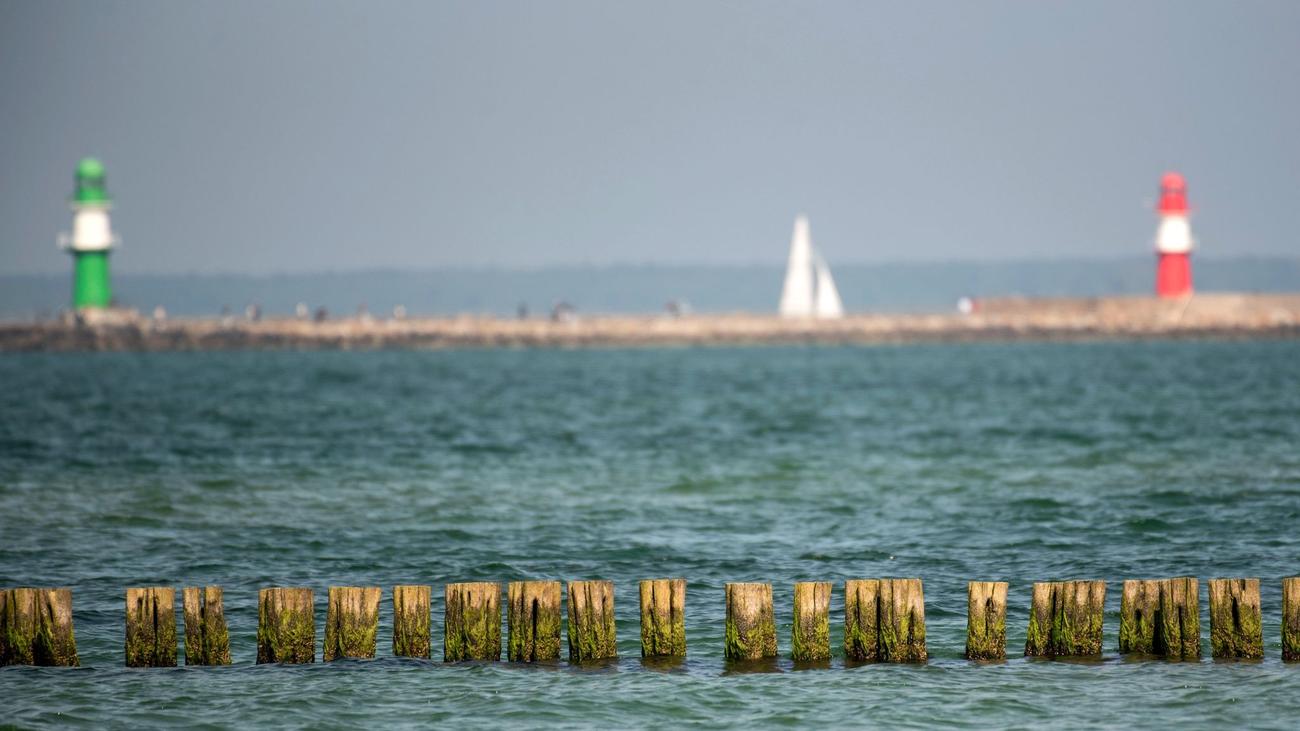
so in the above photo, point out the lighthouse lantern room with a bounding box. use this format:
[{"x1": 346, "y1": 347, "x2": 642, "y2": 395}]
[
  {"x1": 58, "y1": 158, "x2": 118, "y2": 309},
  {"x1": 1154, "y1": 172, "x2": 1193, "y2": 298}
]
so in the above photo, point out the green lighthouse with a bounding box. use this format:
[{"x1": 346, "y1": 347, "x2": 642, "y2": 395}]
[{"x1": 59, "y1": 158, "x2": 117, "y2": 309}]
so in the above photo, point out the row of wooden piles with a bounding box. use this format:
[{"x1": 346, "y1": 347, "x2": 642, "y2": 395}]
[
  {"x1": 2, "y1": 578, "x2": 1297, "y2": 666},
  {"x1": 977, "y1": 578, "x2": 1266, "y2": 660}
]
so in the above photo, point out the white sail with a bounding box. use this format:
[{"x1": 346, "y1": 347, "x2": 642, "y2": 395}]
[
  {"x1": 779, "y1": 215, "x2": 815, "y2": 317},
  {"x1": 813, "y1": 253, "x2": 844, "y2": 319}
]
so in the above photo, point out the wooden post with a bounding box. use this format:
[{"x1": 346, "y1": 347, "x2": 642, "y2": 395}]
[
  {"x1": 323, "y1": 586, "x2": 380, "y2": 661},
  {"x1": 1119, "y1": 578, "x2": 1199, "y2": 659},
  {"x1": 507, "y1": 580, "x2": 561, "y2": 662},
  {"x1": 0, "y1": 588, "x2": 37, "y2": 666},
  {"x1": 791, "y1": 581, "x2": 831, "y2": 662},
  {"x1": 567, "y1": 580, "x2": 617, "y2": 662},
  {"x1": 257, "y1": 588, "x2": 314, "y2": 664},
  {"x1": 392, "y1": 585, "x2": 431, "y2": 659},
  {"x1": 965, "y1": 581, "x2": 1008, "y2": 660},
  {"x1": 879, "y1": 578, "x2": 927, "y2": 662},
  {"x1": 844, "y1": 578, "x2": 926, "y2": 662},
  {"x1": 1283, "y1": 577, "x2": 1300, "y2": 663},
  {"x1": 1025, "y1": 582, "x2": 1054, "y2": 656},
  {"x1": 1, "y1": 587, "x2": 39, "y2": 663},
  {"x1": 1208, "y1": 578, "x2": 1262, "y2": 659},
  {"x1": 183, "y1": 586, "x2": 231, "y2": 665},
  {"x1": 0, "y1": 588, "x2": 79, "y2": 666},
  {"x1": 445, "y1": 582, "x2": 501, "y2": 661},
  {"x1": 1158, "y1": 577, "x2": 1200, "y2": 660},
  {"x1": 724, "y1": 583, "x2": 776, "y2": 661},
  {"x1": 844, "y1": 579, "x2": 880, "y2": 662},
  {"x1": 1025, "y1": 580, "x2": 1105, "y2": 657},
  {"x1": 125, "y1": 587, "x2": 176, "y2": 667},
  {"x1": 639, "y1": 578, "x2": 685, "y2": 658},
  {"x1": 1119, "y1": 579, "x2": 1161, "y2": 654}
]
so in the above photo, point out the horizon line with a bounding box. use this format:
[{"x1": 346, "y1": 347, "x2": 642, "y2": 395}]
[{"x1": 5, "y1": 253, "x2": 1299, "y2": 279}]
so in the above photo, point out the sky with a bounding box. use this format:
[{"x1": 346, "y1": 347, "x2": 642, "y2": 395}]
[{"x1": 1, "y1": 0, "x2": 1298, "y2": 275}]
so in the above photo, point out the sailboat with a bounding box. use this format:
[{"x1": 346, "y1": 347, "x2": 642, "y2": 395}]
[{"x1": 779, "y1": 215, "x2": 844, "y2": 318}]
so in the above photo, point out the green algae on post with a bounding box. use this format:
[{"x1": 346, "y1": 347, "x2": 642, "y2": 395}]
[
  {"x1": 392, "y1": 585, "x2": 431, "y2": 659},
  {"x1": 965, "y1": 581, "x2": 1008, "y2": 661},
  {"x1": 567, "y1": 580, "x2": 617, "y2": 663},
  {"x1": 183, "y1": 586, "x2": 231, "y2": 665},
  {"x1": 323, "y1": 586, "x2": 380, "y2": 661},
  {"x1": 1158, "y1": 577, "x2": 1200, "y2": 660},
  {"x1": 1118, "y1": 579, "x2": 1161, "y2": 654},
  {"x1": 0, "y1": 588, "x2": 79, "y2": 667},
  {"x1": 257, "y1": 588, "x2": 315, "y2": 664},
  {"x1": 1208, "y1": 578, "x2": 1262, "y2": 659},
  {"x1": 844, "y1": 579, "x2": 880, "y2": 661},
  {"x1": 1119, "y1": 578, "x2": 1199, "y2": 659},
  {"x1": 1283, "y1": 578, "x2": 1300, "y2": 662},
  {"x1": 724, "y1": 583, "x2": 776, "y2": 661},
  {"x1": 879, "y1": 578, "x2": 927, "y2": 662},
  {"x1": 791, "y1": 582, "x2": 831, "y2": 662},
  {"x1": 445, "y1": 582, "x2": 501, "y2": 661},
  {"x1": 844, "y1": 578, "x2": 926, "y2": 662},
  {"x1": 507, "y1": 580, "x2": 561, "y2": 662},
  {"x1": 639, "y1": 578, "x2": 685, "y2": 658},
  {"x1": 125, "y1": 587, "x2": 176, "y2": 667},
  {"x1": 1, "y1": 588, "x2": 37, "y2": 666},
  {"x1": 1025, "y1": 580, "x2": 1105, "y2": 658},
  {"x1": 37, "y1": 588, "x2": 79, "y2": 666}
]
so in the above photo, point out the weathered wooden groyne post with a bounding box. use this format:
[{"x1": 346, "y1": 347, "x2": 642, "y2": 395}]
[
  {"x1": 1118, "y1": 580, "x2": 1160, "y2": 655},
  {"x1": 183, "y1": 586, "x2": 231, "y2": 665},
  {"x1": 125, "y1": 587, "x2": 176, "y2": 667},
  {"x1": 1025, "y1": 581, "x2": 1105, "y2": 657},
  {"x1": 507, "y1": 580, "x2": 561, "y2": 662},
  {"x1": 257, "y1": 588, "x2": 315, "y2": 664},
  {"x1": 844, "y1": 578, "x2": 927, "y2": 662},
  {"x1": 965, "y1": 581, "x2": 1008, "y2": 660},
  {"x1": 1118, "y1": 577, "x2": 1199, "y2": 659},
  {"x1": 0, "y1": 588, "x2": 79, "y2": 667},
  {"x1": 1160, "y1": 577, "x2": 1200, "y2": 659},
  {"x1": 1284, "y1": 577, "x2": 1300, "y2": 663},
  {"x1": 724, "y1": 583, "x2": 776, "y2": 661},
  {"x1": 1208, "y1": 578, "x2": 1262, "y2": 659},
  {"x1": 791, "y1": 582, "x2": 831, "y2": 662},
  {"x1": 567, "y1": 580, "x2": 617, "y2": 662},
  {"x1": 445, "y1": 582, "x2": 501, "y2": 661},
  {"x1": 639, "y1": 578, "x2": 685, "y2": 658},
  {"x1": 1025, "y1": 580, "x2": 1105, "y2": 657},
  {"x1": 392, "y1": 585, "x2": 431, "y2": 659},
  {"x1": 878, "y1": 579, "x2": 927, "y2": 662},
  {"x1": 844, "y1": 580, "x2": 880, "y2": 662},
  {"x1": 323, "y1": 586, "x2": 380, "y2": 661}
]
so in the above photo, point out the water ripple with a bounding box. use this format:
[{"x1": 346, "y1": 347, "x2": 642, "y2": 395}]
[{"x1": 1, "y1": 343, "x2": 1299, "y2": 728}]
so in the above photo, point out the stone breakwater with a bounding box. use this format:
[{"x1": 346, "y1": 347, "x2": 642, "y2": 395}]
[{"x1": 2, "y1": 293, "x2": 1298, "y2": 352}]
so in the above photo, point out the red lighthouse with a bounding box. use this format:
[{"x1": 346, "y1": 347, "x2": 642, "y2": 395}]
[{"x1": 1154, "y1": 172, "x2": 1194, "y2": 298}]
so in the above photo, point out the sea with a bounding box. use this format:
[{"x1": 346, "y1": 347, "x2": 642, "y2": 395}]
[{"x1": 1, "y1": 341, "x2": 1298, "y2": 728}]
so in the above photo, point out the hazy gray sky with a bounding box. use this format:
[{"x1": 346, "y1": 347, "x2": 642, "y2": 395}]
[{"x1": 2, "y1": 0, "x2": 1297, "y2": 274}]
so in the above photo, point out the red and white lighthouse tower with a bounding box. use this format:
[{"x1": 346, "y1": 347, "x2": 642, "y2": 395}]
[{"x1": 1154, "y1": 172, "x2": 1194, "y2": 298}]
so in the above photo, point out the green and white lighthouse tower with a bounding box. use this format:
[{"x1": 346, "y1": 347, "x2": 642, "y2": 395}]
[{"x1": 58, "y1": 158, "x2": 118, "y2": 309}]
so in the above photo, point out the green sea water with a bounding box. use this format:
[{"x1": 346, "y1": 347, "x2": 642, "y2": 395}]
[{"x1": 1, "y1": 342, "x2": 1299, "y2": 728}]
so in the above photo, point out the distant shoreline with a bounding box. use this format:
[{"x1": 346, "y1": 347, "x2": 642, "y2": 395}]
[
  {"x1": 2, "y1": 293, "x2": 1297, "y2": 352},
  {"x1": 4, "y1": 257, "x2": 1299, "y2": 320}
]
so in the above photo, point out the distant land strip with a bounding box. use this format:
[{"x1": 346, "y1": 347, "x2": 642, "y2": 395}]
[{"x1": 2, "y1": 294, "x2": 1298, "y2": 352}]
